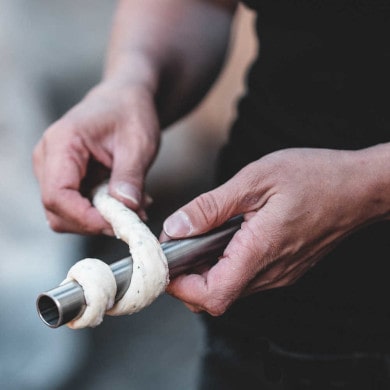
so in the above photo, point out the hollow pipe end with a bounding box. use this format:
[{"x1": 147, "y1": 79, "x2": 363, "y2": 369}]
[
  {"x1": 36, "y1": 293, "x2": 63, "y2": 328},
  {"x1": 36, "y1": 280, "x2": 86, "y2": 328}
]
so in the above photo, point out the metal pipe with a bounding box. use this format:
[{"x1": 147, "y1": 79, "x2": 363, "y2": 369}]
[{"x1": 36, "y1": 216, "x2": 243, "y2": 328}]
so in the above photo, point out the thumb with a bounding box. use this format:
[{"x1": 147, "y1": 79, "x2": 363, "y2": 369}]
[
  {"x1": 163, "y1": 181, "x2": 243, "y2": 239},
  {"x1": 109, "y1": 131, "x2": 157, "y2": 210},
  {"x1": 166, "y1": 219, "x2": 263, "y2": 315},
  {"x1": 109, "y1": 149, "x2": 143, "y2": 210}
]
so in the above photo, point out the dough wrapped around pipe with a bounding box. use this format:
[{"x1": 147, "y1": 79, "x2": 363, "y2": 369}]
[
  {"x1": 62, "y1": 258, "x2": 117, "y2": 329},
  {"x1": 60, "y1": 183, "x2": 168, "y2": 329},
  {"x1": 93, "y1": 183, "x2": 169, "y2": 316}
]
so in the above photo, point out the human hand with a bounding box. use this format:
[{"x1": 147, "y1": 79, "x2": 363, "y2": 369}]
[
  {"x1": 163, "y1": 148, "x2": 380, "y2": 315},
  {"x1": 33, "y1": 81, "x2": 159, "y2": 234}
]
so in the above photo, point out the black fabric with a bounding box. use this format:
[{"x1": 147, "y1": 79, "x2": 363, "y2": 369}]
[
  {"x1": 203, "y1": 0, "x2": 390, "y2": 371},
  {"x1": 199, "y1": 332, "x2": 390, "y2": 389}
]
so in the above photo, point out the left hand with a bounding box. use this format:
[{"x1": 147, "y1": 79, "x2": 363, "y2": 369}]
[
  {"x1": 33, "y1": 81, "x2": 160, "y2": 235},
  {"x1": 162, "y1": 148, "x2": 380, "y2": 315}
]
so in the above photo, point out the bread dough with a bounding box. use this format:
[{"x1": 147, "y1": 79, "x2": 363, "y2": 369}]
[
  {"x1": 62, "y1": 258, "x2": 117, "y2": 329},
  {"x1": 62, "y1": 183, "x2": 168, "y2": 328},
  {"x1": 93, "y1": 183, "x2": 169, "y2": 316}
]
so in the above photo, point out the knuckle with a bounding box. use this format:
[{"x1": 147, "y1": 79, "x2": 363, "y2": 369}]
[
  {"x1": 231, "y1": 228, "x2": 263, "y2": 264},
  {"x1": 51, "y1": 224, "x2": 65, "y2": 233},
  {"x1": 135, "y1": 128, "x2": 157, "y2": 148},
  {"x1": 78, "y1": 219, "x2": 94, "y2": 235},
  {"x1": 194, "y1": 192, "x2": 220, "y2": 225},
  {"x1": 123, "y1": 130, "x2": 159, "y2": 160},
  {"x1": 203, "y1": 296, "x2": 230, "y2": 317},
  {"x1": 47, "y1": 218, "x2": 65, "y2": 233},
  {"x1": 244, "y1": 219, "x2": 281, "y2": 265},
  {"x1": 205, "y1": 301, "x2": 228, "y2": 317},
  {"x1": 32, "y1": 143, "x2": 41, "y2": 163},
  {"x1": 41, "y1": 192, "x2": 58, "y2": 212},
  {"x1": 48, "y1": 117, "x2": 76, "y2": 136}
]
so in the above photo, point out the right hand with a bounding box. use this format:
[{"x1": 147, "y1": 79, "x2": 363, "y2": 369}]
[{"x1": 33, "y1": 81, "x2": 160, "y2": 235}]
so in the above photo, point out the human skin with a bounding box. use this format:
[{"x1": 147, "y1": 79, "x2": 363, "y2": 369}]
[
  {"x1": 33, "y1": 0, "x2": 390, "y2": 315},
  {"x1": 33, "y1": 0, "x2": 237, "y2": 235},
  {"x1": 163, "y1": 145, "x2": 390, "y2": 314}
]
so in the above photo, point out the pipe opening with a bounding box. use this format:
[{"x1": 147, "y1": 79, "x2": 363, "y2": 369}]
[{"x1": 37, "y1": 295, "x2": 61, "y2": 328}]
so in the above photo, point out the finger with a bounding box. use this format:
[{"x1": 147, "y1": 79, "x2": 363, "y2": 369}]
[
  {"x1": 182, "y1": 302, "x2": 203, "y2": 313},
  {"x1": 167, "y1": 226, "x2": 262, "y2": 315},
  {"x1": 45, "y1": 210, "x2": 114, "y2": 236},
  {"x1": 41, "y1": 129, "x2": 110, "y2": 234},
  {"x1": 245, "y1": 260, "x2": 313, "y2": 294},
  {"x1": 32, "y1": 141, "x2": 44, "y2": 182},
  {"x1": 45, "y1": 210, "x2": 77, "y2": 232},
  {"x1": 244, "y1": 241, "x2": 337, "y2": 295},
  {"x1": 44, "y1": 190, "x2": 111, "y2": 235},
  {"x1": 136, "y1": 193, "x2": 154, "y2": 222},
  {"x1": 79, "y1": 158, "x2": 110, "y2": 198},
  {"x1": 163, "y1": 165, "x2": 270, "y2": 239},
  {"x1": 166, "y1": 263, "x2": 245, "y2": 316},
  {"x1": 109, "y1": 106, "x2": 159, "y2": 210},
  {"x1": 142, "y1": 193, "x2": 154, "y2": 209},
  {"x1": 159, "y1": 230, "x2": 170, "y2": 243},
  {"x1": 163, "y1": 186, "x2": 236, "y2": 239},
  {"x1": 165, "y1": 285, "x2": 203, "y2": 313},
  {"x1": 166, "y1": 209, "x2": 287, "y2": 314}
]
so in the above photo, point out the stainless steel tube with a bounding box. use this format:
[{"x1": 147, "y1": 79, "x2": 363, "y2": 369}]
[{"x1": 36, "y1": 216, "x2": 243, "y2": 328}]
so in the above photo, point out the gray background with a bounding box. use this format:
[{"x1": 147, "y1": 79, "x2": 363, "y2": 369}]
[{"x1": 0, "y1": 1, "x2": 256, "y2": 389}]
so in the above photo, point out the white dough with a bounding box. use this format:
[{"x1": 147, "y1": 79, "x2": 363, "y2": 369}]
[
  {"x1": 93, "y1": 183, "x2": 169, "y2": 316},
  {"x1": 62, "y1": 258, "x2": 117, "y2": 329}
]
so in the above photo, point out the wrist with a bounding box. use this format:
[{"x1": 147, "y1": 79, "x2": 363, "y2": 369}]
[
  {"x1": 103, "y1": 49, "x2": 160, "y2": 96},
  {"x1": 85, "y1": 55, "x2": 159, "y2": 110},
  {"x1": 353, "y1": 143, "x2": 390, "y2": 223}
]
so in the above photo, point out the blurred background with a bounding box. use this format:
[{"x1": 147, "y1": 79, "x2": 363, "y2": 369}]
[{"x1": 0, "y1": 1, "x2": 256, "y2": 389}]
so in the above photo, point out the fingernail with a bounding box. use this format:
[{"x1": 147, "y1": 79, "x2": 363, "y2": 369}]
[
  {"x1": 139, "y1": 209, "x2": 149, "y2": 222},
  {"x1": 113, "y1": 182, "x2": 141, "y2": 206},
  {"x1": 144, "y1": 193, "x2": 154, "y2": 207},
  {"x1": 102, "y1": 228, "x2": 115, "y2": 237},
  {"x1": 163, "y1": 210, "x2": 193, "y2": 237}
]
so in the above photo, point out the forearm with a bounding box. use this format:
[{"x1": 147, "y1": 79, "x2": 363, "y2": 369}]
[{"x1": 104, "y1": 0, "x2": 238, "y2": 125}]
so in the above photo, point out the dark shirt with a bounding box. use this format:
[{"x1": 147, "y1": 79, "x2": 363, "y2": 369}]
[{"x1": 209, "y1": 0, "x2": 390, "y2": 354}]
